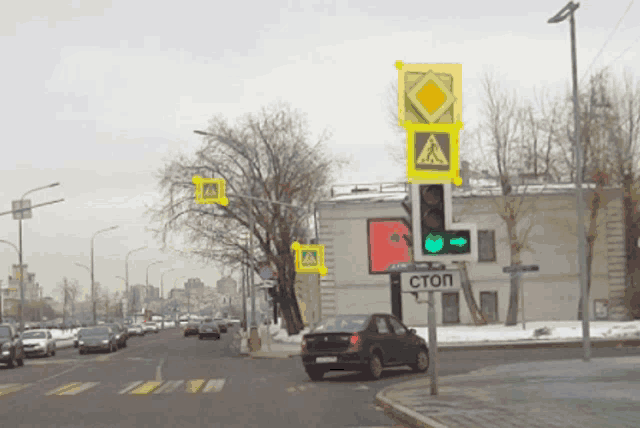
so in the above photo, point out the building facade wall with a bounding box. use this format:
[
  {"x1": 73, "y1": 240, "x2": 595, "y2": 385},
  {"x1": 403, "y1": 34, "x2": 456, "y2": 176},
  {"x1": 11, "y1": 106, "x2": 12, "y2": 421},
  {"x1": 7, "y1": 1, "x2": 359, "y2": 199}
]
[{"x1": 317, "y1": 187, "x2": 624, "y2": 325}]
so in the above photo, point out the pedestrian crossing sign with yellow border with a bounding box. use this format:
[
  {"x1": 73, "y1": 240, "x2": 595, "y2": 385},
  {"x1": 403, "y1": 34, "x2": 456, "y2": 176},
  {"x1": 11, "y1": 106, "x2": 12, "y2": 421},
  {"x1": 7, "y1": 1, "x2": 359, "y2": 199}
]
[
  {"x1": 396, "y1": 61, "x2": 462, "y2": 127},
  {"x1": 192, "y1": 176, "x2": 229, "y2": 206},
  {"x1": 291, "y1": 242, "x2": 328, "y2": 276},
  {"x1": 406, "y1": 121, "x2": 464, "y2": 185}
]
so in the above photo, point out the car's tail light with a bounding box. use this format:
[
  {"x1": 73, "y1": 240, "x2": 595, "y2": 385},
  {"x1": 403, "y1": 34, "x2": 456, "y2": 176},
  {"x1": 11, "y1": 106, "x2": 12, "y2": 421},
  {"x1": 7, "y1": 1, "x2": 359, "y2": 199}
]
[
  {"x1": 347, "y1": 333, "x2": 362, "y2": 352},
  {"x1": 301, "y1": 338, "x2": 308, "y2": 353}
]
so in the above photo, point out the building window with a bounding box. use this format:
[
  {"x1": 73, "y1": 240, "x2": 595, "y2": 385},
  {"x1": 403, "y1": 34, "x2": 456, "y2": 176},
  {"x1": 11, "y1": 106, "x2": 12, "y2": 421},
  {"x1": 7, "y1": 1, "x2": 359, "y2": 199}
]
[
  {"x1": 480, "y1": 291, "x2": 499, "y2": 322},
  {"x1": 442, "y1": 292, "x2": 460, "y2": 324},
  {"x1": 478, "y1": 230, "x2": 496, "y2": 262}
]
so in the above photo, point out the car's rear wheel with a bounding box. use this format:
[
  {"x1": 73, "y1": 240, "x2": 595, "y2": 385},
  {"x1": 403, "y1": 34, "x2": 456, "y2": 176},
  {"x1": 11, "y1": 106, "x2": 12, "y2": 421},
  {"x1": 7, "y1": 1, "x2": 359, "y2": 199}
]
[
  {"x1": 79, "y1": 349, "x2": 85, "y2": 355},
  {"x1": 51, "y1": 348, "x2": 56, "y2": 357},
  {"x1": 7, "y1": 354, "x2": 18, "y2": 368},
  {"x1": 366, "y1": 352, "x2": 384, "y2": 380},
  {"x1": 410, "y1": 348, "x2": 429, "y2": 373},
  {"x1": 199, "y1": 335, "x2": 204, "y2": 340},
  {"x1": 305, "y1": 367, "x2": 325, "y2": 381}
]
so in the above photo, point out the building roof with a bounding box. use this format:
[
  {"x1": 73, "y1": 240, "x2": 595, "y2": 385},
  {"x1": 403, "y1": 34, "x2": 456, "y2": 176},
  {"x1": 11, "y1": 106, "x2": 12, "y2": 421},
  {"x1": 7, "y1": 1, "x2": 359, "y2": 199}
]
[{"x1": 320, "y1": 180, "x2": 606, "y2": 205}]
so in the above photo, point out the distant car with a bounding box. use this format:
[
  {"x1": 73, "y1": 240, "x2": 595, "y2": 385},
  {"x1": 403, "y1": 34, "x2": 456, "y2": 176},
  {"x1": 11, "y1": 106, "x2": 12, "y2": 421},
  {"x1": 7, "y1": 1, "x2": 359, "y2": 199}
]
[
  {"x1": 184, "y1": 322, "x2": 199, "y2": 337},
  {"x1": 142, "y1": 322, "x2": 158, "y2": 334},
  {"x1": 300, "y1": 313, "x2": 429, "y2": 381},
  {"x1": 104, "y1": 323, "x2": 127, "y2": 349},
  {"x1": 0, "y1": 324, "x2": 26, "y2": 368},
  {"x1": 198, "y1": 320, "x2": 221, "y2": 340},
  {"x1": 213, "y1": 318, "x2": 228, "y2": 333},
  {"x1": 21, "y1": 329, "x2": 56, "y2": 358},
  {"x1": 127, "y1": 325, "x2": 143, "y2": 337},
  {"x1": 78, "y1": 326, "x2": 117, "y2": 354}
]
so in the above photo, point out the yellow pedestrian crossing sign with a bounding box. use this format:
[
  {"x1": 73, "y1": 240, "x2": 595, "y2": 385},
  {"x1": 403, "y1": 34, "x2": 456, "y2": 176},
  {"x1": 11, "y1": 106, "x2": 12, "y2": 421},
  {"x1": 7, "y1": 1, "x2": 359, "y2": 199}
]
[
  {"x1": 406, "y1": 121, "x2": 463, "y2": 185},
  {"x1": 291, "y1": 242, "x2": 328, "y2": 276},
  {"x1": 192, "y1": 176, "x2": 229, "y2": 206},
  {"x1": 416, "y1": 134, "x2": 449, "y2": 166}
]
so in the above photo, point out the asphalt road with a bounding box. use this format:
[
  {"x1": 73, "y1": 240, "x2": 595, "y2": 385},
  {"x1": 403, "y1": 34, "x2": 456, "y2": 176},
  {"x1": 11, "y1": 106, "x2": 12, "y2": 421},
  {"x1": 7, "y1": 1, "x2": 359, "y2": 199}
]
[{"x1": 1, "y1": 325, "x2": 639, "y2": 428}]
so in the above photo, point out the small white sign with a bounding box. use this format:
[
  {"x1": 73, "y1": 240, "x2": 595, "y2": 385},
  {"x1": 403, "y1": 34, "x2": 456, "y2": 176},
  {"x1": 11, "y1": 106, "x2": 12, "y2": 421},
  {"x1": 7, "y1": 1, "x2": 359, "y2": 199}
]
[
  {"x1": 316, "y1": 356, "x2": 337, "y2": 364},
  {"x1": 400, "y1": 270, "x2": 461, "y2": 293}
]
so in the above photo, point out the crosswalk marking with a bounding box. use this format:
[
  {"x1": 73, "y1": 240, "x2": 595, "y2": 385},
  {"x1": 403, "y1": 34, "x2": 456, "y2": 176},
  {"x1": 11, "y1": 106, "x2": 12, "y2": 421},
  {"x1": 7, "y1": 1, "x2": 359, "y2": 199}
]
[
  {"x1": 202, "y1": 379, "x2": 225, "y2": 393},
  {"x1": 118, "y1": 381, "x2": 144, "y2": 395},
  {"x1": 58, "y1": 382, "x2": 100, "y2": 396},
  {"x1": 46, "y1": 383, "x2": 83, "y2": 396},
  {"x1": 130, "y1": 381, "x2": 163, "y2": 395},
  {"x1": 153, "y1": 380, "x2": 184, "y2": 394},
  {"x1": 0, "y1": 384, "x2": 31, "y2": 396},
  {"x1": 185, "y1": 379, "x2": 206, "y2": 393}
]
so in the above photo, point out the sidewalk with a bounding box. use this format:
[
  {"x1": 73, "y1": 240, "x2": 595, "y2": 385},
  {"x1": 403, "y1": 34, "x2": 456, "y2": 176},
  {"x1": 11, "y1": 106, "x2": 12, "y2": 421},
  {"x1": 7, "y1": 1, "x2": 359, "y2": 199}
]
[
  {"x1": 376, "y1": 355, "x2": 640, "y2": 428},
  {"x1": 236, "y1": 329, "x2": 301, "y2": 359}
]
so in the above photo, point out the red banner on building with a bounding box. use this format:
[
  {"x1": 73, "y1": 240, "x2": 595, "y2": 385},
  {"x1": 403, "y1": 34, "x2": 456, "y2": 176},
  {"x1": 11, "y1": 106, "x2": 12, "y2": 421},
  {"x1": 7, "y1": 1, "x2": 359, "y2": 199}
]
[{"x1": 368, "y1": 219, "x2": 411, "y2": 274}]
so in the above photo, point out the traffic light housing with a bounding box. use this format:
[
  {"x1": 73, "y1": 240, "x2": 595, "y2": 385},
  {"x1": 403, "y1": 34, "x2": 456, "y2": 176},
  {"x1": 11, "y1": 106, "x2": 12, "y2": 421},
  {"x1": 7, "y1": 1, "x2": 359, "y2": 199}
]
[{"x1": 411, "y1": 182, "x2": 477, "y2": 263}]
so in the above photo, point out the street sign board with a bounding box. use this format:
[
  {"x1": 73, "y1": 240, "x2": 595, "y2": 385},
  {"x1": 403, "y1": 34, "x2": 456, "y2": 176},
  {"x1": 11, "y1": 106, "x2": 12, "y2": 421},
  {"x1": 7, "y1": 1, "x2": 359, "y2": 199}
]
[
  {"x1": 502, "y1": 264, "x2": 539, "y2": 274},
  {"x1": 12, "y1": 199, "x2": 32, "y2": 220},
  {"x1": 406, "y1": 122, "x2": 464, "y2": 185},
  {"x1": 259, "y1": 265, "x2": 275, "y2": 280},
  {"x1": 400, "y1": 270, "x2": 461, "y2": 293}
]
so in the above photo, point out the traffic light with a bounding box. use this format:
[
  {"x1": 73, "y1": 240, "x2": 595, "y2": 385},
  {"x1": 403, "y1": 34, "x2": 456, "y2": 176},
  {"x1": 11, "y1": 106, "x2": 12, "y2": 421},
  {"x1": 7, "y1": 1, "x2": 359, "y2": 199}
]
[{"x1": 411, "y1": 183, "x2": 477, "y2": 263}]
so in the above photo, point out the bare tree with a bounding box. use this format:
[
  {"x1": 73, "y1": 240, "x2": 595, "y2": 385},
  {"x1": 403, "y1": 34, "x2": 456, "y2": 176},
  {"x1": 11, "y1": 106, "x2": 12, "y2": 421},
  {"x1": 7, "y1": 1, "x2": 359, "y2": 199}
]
[
  {"x1": 55, "y1": 277, "x2": 81, "y2": 324},
  {"x1": 146, "y1": 101, "x2": 347, "y2": 334}
]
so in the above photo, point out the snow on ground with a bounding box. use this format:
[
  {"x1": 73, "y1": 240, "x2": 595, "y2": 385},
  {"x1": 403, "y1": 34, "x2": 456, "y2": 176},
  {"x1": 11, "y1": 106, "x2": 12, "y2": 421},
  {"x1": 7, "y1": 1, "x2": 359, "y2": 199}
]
[{"x1": 270, "y1": 320, "x2": 640, "y2": 345}]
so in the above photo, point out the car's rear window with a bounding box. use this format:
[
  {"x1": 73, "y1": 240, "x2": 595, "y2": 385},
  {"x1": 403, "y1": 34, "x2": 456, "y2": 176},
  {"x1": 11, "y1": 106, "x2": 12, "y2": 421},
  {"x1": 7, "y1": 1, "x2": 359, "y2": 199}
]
[{"x1": 313, "y1": 316, "x2": 369, "y2": 332}]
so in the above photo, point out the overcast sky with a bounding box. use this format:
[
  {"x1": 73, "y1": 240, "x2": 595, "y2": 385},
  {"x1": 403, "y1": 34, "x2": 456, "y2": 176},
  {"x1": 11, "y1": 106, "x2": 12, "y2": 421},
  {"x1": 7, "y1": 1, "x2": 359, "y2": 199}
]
[{"x1": 1, "y1": 0, "x2": 639, "y2": 302}]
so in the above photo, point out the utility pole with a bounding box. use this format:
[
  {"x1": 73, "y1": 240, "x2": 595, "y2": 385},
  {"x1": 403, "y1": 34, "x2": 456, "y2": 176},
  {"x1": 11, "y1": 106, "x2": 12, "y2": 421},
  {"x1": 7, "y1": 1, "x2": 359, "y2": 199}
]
[{"x1": 242, "y1": 248, "x2": 248, "y2": 332}]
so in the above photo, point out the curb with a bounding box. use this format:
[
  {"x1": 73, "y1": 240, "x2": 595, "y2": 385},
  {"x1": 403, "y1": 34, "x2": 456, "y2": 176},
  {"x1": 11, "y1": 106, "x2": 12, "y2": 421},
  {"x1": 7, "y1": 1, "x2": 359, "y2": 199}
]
[
  {"x1": 375, "y1": 389, "x2": 445, "y2": 428},
  {"x1": 437, "y1": 338, "x2": 640, "y2": 352}
]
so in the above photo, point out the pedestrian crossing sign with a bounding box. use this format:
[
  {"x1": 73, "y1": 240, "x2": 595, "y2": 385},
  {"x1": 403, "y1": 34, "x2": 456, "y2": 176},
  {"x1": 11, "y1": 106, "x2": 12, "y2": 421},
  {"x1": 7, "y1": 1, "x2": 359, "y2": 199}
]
[
  {"x1": 192, "y1": 176, "x2": 229, "y2": 206},
  {"x1": 291, "y1": 242, "x2": 328, "y2": 276},
  {"x1": 406, "y1": 121, "x2": 464, "y2": 185}
]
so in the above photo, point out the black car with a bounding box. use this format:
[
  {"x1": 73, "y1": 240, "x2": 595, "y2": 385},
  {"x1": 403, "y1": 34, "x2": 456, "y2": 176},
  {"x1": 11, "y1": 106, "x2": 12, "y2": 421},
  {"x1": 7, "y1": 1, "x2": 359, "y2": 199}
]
[
  {"x1": 104, "y1": 323, "x2": 128, "y2": 349},
  {"x1": 213, "y1": 318, "x2": 227, "y2": 333},
  {"x1": 198, "y1": 319, "x2": 221, "y2": 340},
  {"x1": 300, "y1": 313, "x2": 429, "y2": 381},
  {"x1": 0, "y1": 324, "x2": 26, "y2": 368},
  {"x1": 78, "y1": 326, "x2": 118, "y2": 354},
  {"x1": 184, "y1": 322, "x2": 199, "y2": 337}
]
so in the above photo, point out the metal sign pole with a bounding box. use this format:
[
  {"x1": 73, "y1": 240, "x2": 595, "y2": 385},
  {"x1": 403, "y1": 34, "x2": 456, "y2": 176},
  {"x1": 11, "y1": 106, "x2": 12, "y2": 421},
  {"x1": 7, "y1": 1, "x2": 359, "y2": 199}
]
[
  {"x1": 519, "y1": 271, "x2": 525, "y2": 330},
  {"x1": 427, "y1": 290, "x2": 438, "y2": 396}
]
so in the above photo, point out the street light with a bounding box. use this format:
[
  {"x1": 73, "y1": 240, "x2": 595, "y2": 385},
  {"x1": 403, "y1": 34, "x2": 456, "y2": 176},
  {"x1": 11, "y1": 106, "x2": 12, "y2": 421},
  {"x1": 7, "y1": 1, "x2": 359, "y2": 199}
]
[
  {"x1": 15, "y1": 182, "x2": 60, "y2": 333},
  {"x1": 548, "y1": 1, "x2": 590, "y2": 362},
  {"x1": 91, "y1": 225, "x2": 119, "y2": 324},
  {"x1": 125, "y1": 246, "x2": 147, "y2": 318},
  {"x1": 160, "y1": 268, "x2": 179, "y2": 330}
]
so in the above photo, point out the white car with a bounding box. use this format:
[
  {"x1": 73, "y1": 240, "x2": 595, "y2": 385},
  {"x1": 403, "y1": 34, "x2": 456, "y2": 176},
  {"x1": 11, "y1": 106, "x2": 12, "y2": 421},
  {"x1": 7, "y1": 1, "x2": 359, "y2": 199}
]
[
  {"x1": 21, "y1": 329, "x2": 56, "y2": 358},
  {"x1": 142, "y1": 322, "x2": 159, "y2": 334},
  {"x1": 127, "y1": 325, "x2": 143, "y2": 336}
]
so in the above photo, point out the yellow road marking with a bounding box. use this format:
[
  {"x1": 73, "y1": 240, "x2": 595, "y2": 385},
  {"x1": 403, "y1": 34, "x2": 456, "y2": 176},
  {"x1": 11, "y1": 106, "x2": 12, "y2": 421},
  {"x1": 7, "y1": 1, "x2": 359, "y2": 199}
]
[
  {"x1": 0, "y1": 384, "x2": 30, "y2": 396},
  {"x1": 185, "y1": 379, "x2": 205, "y2": 393},
  {"x1": 58, "y1": 382, "x2": 100, "y2": 396},
  {"x1": 118, "y1": 381, "x2": 144, "y2": 395},
  {"x1": 202, "y1": 379, "x2": 225, "y2": 393},
  {"x1": 46, "y1": 383, "x2": 82, "y2": 396},
  {"x1": 130, "y1": 381, "x2": 163, "y2": 395}
]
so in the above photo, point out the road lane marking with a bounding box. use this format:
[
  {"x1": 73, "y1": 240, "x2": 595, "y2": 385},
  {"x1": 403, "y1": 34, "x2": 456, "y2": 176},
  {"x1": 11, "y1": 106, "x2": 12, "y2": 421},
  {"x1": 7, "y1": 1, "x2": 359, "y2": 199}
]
[
  {"x1": 202, "y1": 379, "x2": 225, "y2": 393},
  {"x1": 185, "y1": 379, "x2": 205, "y2": 393},
  {"x1": 153, "y1": 380, "x2": 184, "y2": 394},
  {"x1": 46, "y1": 383, "x2": 82, "y2": 396},
  {"x1": 155, "y1": 358, "x2": 164, "y2": 381},
  {"x1": 0, "y1": 384, "x2": 31, "y2": 396},
  {"x1": 118, "y1": 381, "x2": 144, "y2": 395},
  {"x1": 130, "y1": 381, "x2": 163, "y2": 395},
  {"x1": 58, "y1": 382, "x2": 100, "y2": 396}
]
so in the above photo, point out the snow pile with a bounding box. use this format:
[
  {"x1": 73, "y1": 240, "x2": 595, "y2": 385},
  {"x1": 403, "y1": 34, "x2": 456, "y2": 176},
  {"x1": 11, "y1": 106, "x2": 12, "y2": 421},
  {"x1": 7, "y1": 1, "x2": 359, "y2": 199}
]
[{"x1": 269, "y1": 320, "x2": 640, "y2": 345}]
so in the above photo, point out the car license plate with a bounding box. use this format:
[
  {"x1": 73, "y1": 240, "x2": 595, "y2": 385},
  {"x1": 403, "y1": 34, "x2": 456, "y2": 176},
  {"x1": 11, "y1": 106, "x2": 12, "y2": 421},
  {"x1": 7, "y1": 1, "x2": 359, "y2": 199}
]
[{"x1": 316, "y1": 356, "x2": 337, "y2": 364}]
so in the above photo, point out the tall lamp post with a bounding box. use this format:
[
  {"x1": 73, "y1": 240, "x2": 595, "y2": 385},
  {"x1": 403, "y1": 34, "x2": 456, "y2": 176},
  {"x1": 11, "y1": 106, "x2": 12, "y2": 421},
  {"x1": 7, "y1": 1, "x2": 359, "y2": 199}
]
[
  {"x1": 125, "y1": 246, "x2": 147, "y2": 319},
  {"x1": 16, "y1": 182, "x2": 60, "y2": 333},
  {"x1": 146, "y1": 260, "x2": 163, "y2": 320},
  {"x1": 548, "y1": 1, "x2": 590, "y2": 362},
  {"x1": 90, "y1": 226, "x2": 119, "y2": 325},
  {"x1": 160, "y1": 268, "x2": 178, "y2": 330}
]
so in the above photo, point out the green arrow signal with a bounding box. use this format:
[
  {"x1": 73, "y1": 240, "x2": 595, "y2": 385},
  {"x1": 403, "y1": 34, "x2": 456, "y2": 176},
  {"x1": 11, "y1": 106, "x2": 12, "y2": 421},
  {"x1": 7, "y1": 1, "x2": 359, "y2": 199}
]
[{"x1": 450, "y1": 237, "x2": 468, "y2": 247}]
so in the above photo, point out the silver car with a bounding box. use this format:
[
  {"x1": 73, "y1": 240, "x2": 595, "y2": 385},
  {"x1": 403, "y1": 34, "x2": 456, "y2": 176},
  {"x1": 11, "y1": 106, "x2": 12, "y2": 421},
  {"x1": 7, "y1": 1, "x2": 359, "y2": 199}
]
[{"x1": 21, "y1": 329, "x2": 56, "y2": 358}]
